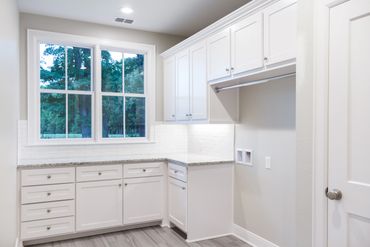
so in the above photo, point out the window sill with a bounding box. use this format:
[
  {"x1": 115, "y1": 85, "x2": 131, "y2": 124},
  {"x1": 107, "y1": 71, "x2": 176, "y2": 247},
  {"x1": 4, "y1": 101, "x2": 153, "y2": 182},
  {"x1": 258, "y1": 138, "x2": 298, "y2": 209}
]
[{"x1": 26, "y1": 138, "x2": 156, "y2": 147}]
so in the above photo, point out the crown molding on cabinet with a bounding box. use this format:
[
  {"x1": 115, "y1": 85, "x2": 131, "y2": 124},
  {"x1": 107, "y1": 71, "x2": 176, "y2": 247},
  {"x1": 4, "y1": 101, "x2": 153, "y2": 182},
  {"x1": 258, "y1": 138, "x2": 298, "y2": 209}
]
[{"x1": 160, "y1": 0, "x2": 280, "y2": 58}]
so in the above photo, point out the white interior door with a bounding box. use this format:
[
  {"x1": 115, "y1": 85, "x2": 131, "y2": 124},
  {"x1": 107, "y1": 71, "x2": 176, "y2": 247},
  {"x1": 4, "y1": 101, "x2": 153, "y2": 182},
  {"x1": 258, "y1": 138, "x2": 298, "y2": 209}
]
[
  {"x1": 175, "y1": 50, "x2": 190, "y2": 121},
  {"x1": 190, "y1": 41, "x2": 207, "y2": 121},
  {"x1": 328, "y1": 0, "x2": 370, "y2": 246}
]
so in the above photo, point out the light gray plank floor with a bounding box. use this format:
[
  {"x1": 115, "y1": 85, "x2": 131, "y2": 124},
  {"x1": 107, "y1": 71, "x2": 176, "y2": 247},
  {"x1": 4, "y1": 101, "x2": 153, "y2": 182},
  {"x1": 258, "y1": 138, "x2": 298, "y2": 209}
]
[{"x1": 30, "y1": 226, "x2": 251, "y2": 247}]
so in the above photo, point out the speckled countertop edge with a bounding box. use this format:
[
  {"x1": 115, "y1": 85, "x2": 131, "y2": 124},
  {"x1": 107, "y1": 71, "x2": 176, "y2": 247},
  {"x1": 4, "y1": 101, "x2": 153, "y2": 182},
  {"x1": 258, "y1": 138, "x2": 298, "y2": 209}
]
[{"x1": 17, "y1": 157, "x2": 235, "y2": 169}]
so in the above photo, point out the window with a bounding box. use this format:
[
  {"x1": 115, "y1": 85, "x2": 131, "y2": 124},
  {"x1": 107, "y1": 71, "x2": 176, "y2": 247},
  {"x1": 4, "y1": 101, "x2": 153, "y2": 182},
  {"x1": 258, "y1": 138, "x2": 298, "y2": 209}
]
[{"x1": 28, "y1": 30, "x2": 155, "y2": 144}]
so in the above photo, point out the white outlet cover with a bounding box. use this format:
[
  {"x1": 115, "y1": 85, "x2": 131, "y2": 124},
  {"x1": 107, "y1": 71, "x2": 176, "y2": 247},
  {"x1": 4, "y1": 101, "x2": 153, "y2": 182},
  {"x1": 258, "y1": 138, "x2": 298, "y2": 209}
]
[{"x1": 235, "y1": 148, "x2": 253, "y2": 166}]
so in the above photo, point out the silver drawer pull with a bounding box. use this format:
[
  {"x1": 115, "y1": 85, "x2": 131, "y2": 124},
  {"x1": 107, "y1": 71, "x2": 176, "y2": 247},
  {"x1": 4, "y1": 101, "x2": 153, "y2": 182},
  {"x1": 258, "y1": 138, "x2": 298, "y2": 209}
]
[
  {"x1": 142, "y1": 169, "x2": 146, "y2": 172},
  {"x1": 47, "y1": 209, "x2": 51, "y2": 213},
  {"x1": 182, "y1": 187, "x2": 186, "y2": 190},
  {"x1": 174, "y1": 170, "x2": 178, "y2": 174},
  {"x1": 46, "y1": 226, "x2": 51, "y2": 231},
  {"x1": 47, "y1": 175, "x2": 51, "y2": 179},
  {"x1": 98, "y1": 172, "x2": 102, "y2": 176},
  {"x1": 124, "y1": 183, "x2": 128, "y2": 186},
  {"x1": 47, "y1": 192, "x2": 51, "y2": 196}
]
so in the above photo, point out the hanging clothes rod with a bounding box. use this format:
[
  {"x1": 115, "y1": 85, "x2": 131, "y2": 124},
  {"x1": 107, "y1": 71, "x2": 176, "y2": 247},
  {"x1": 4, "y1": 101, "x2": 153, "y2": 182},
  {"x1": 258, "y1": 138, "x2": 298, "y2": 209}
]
[{"x1": 215, "y1": 72, "x2": 296, "y2": 93}]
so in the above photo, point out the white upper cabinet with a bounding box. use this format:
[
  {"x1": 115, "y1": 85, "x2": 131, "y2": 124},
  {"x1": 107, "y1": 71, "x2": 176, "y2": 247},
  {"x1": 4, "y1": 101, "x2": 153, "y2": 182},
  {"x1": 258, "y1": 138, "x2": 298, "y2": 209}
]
[
  {"x1": 175, "y1": 50, "x2": 191, "y2": 121},
  {"x1": 207, "y1": 29, "x2": 231, "y2": 81},
  {"x1": 231, "y1": 12, "x2": 264, "y2": 76},
  {"x1": 189, "y1": 41, "x2": 207, "y2": 121},
  {"x1": 163, "y1": 56, "x2": 176, "y2": 121},
  {"x1": 263, "y1": 0, "x2": 297, "y2": 66}
]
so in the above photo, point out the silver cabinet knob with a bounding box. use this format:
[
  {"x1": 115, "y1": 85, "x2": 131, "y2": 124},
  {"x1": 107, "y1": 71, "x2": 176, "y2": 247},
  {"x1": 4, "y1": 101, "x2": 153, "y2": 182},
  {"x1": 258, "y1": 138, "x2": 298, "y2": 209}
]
[
  {"x1": 142, "y1": 169, "x2": 146, "y2": 172},
  {"x1": 47, "y1": 192, "x2": 51, "y2": 196},
  {"x1": 124, "y1": 183, "x2": 128, "y2": 186},
  {"x1": 46, "y1": 226, "x2": 51, "y2": 231},
  {"x1": 264, "y1": 57, "x2": 268, "y2": 61},
  {"x1": 326, "y1": 188, "x2": 342, "y2": 200},
  {"x1": 47, "y1": 209, "x2": 51, "y2": 213},
  {"x1": 98, "y1": 172, "x2": 102, "y2": 176},
  {"x1": 182, "y1": 187, "x2": 186, "y2": 190},
  {"x1": 172, "y1": 114, "x2": 175, "y2": 118},
  {"x1": 47, "y1": 175, "x2": 51, "y2": 179},
  {"x1": 225, "y1": 68, "x2": 230, "y2": 72},
  {"x1": 118, "y1": 184, "x2": 122, "y2": 187}
]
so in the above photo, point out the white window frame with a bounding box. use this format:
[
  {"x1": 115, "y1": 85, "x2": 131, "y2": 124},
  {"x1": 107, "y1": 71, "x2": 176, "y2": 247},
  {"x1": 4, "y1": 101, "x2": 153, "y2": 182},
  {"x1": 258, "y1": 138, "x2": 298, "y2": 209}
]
[{"x1": 28, "y1": 29, "x2": 156, "y2": 145}]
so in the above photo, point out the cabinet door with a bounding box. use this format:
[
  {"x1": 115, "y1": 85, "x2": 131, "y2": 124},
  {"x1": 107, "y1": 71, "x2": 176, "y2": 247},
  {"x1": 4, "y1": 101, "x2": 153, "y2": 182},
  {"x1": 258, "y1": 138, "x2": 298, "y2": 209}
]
[
  {"x1": 175, "y1": 50, "x2": 191, "y2": 121},
  {"x1": 123, "y1": 177, "x2": 163, "y2": 224},
  {"x1": 164, "y1": 56, "x2": 176, "y2": 121},
  {"x1": 76, "y1": 180, "x2": 122, "y2": 231},
  {"x1": 189, "y1": 41, "x2": 208, "y2": 120},
  {"x1": 207, "y1": 28, "x2": 231, "y2": 82},
  {"x1": 264, "y1": 0, "x2": 297, "y2": 66},
  {"x1": 168, "y1": 177, "x2": 187, "y2": 232},
  {"x1": 231, "y1": 13, "x2": 264, "y2": 75}
]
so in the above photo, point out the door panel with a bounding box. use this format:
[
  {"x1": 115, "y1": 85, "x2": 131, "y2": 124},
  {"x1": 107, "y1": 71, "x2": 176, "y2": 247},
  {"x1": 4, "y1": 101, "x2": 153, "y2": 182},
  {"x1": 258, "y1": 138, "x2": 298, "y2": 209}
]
[
  {"x1": 164, "y1": 56, "x2": 176, "y2": 121},
  {"x1": 231, "y1": 13, "x2": 264, "y2": 75},
  {"x1": 175, "y1": 50, "x2": 190, "y2": 121},
  {"x1": 123, "y1": 177, "x2": 163, "y2": 224},
  {"x1": 76, "y1": 180, "x2": 123, "y2": 231},
  {"x1": 328, "y1": 1, "x2": 370, "y2": 246},
  {"x1": 207, "y1": 29, "x2": 231, "y2": 81},
  {"x1": 190, "y1": 41, "x2": 208, "y2": 120},
  {"x1": 168, "y1": 177, "x2": 187, "y2": 232},
  {"x1": 264, "y1": 0, "x2": 297, "y2": 66}
]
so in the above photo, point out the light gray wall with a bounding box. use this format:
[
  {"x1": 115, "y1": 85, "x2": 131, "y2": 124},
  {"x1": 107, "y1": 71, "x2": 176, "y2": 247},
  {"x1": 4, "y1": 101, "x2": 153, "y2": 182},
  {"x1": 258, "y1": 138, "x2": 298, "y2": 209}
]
[
  {"x1": 234, "y1": 78, "x2": 296, "y2": 247},
  {"x1": 19, "y1": 13, "x2": 185, "y2": 121},
  {"x1": 0, "y1": 0, "x2": 19, "y2": 245}
]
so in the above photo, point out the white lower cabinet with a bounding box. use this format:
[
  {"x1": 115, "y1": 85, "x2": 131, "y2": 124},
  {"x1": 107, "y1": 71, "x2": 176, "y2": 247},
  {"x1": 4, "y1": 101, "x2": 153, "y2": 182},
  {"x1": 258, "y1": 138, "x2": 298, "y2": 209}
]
[
  {"x1": 168, "y1": 177, "x2": 187, "y2": 232},
  {"x1": 76, "y1": 179, "x2": 123, "y2": 232},
  {"x1": 123, "y1": 176, "x2": 163, "y2": 224}
]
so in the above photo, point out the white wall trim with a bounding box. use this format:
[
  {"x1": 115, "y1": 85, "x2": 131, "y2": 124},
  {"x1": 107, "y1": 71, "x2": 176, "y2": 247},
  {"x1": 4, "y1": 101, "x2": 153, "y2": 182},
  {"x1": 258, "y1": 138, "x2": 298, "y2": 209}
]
[
  {"x1": 311, "y1": 0, "x2": 350, "y2": 247},
  {"x1": 232, "y1": 224, "x2": 279, "y2": 247},
  {"x1": 186, "y1": 233, "x2": 232, "y2": 243},
  {"x1": 15, "y1": 238, "x2": 23, "y2": 247}
]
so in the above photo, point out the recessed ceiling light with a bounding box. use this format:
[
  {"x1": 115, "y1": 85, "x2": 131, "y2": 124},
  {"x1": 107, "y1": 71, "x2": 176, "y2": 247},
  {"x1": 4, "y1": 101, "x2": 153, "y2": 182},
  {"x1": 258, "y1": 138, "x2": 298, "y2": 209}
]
[{"x1": 120, "y1": 7, "x2": 133, "y2": 14}]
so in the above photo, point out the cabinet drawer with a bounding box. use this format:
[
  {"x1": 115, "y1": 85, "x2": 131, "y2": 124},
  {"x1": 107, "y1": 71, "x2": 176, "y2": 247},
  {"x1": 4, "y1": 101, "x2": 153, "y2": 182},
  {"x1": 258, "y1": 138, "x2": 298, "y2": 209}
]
[
  {"x1": 21, "y1": 168, "x2": 75, "y2": 186},
  {"x1": 168, "y1": 163, "x2": 187, "y2": 182},
  {"x1": 76, "y1": 165, "x2": 122, "y2": 182},
  {"x1": 22, "y1": 184, "x2": 75, "y2": 204},
  {"x1": 124, "y1": 163, "x2": 163, "y2": 178},
  {"x1": 21, "y1": 200, "x2": 75, "y2": 222},
  {"x1": 21, "y1": 216, "x2": 75, "y2": 240}
]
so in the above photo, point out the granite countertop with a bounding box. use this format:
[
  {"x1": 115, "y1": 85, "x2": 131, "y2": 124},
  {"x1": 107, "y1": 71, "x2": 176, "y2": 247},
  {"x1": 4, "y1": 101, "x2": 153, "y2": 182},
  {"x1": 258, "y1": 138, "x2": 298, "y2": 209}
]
[{"x1": 17, "y1": 153, "x2": 235, "y2": 169}]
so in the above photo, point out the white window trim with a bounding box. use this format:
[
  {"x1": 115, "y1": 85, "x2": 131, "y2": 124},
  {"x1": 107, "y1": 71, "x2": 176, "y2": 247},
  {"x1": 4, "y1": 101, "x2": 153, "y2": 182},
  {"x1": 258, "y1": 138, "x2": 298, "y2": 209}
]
[{"x1": 27, "y1": 29, "x2": 156, "y2": 145}]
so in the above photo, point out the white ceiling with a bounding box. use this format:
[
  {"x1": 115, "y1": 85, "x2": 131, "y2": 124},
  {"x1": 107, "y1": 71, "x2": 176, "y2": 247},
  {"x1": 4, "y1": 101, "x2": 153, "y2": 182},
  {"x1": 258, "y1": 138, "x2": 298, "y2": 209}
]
[{"x1": 18, "y1": 0, "x2": 251, "y2": 37}]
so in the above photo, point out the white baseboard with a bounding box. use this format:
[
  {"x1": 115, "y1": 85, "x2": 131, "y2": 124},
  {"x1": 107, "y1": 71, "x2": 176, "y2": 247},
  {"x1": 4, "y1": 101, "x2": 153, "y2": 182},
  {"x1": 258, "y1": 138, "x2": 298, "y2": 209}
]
[
  {"x1": 232, "y1": 224, "x2": 279, "y2": 247},
  {"x1": 15, "y1": 238, "x2": 23, "y2": 247},
  {"x1": 186, "y1": 233, "x2": 233, "y2": 243}
]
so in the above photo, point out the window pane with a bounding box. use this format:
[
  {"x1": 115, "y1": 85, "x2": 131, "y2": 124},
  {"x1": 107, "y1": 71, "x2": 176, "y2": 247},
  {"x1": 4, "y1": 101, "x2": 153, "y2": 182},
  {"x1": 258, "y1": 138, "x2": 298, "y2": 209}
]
[
  {"x1": 101, "y1": 50, "x2": 123, "y2": 92},
  {"x1": 125, "y1": 97, "x2": 145, "y2": 137},
  {"x1": 124, "y1": 53, "x2": 144, "y2": 94},
  {"x1": 102, "y1": 96, "x2": 124, "y2": 138},
  {"x1": 40, "y1": 93, "x2": 66, "y2": 139},
  {"x1": 68, "y1": 94, "x2": 92, "y2": 138},
  {"x1": 40, "y1": 44, "x2": 65, "y2": 90},
  {"x1": 67, "y1": 47, "x2": 91, "y2": 91}
]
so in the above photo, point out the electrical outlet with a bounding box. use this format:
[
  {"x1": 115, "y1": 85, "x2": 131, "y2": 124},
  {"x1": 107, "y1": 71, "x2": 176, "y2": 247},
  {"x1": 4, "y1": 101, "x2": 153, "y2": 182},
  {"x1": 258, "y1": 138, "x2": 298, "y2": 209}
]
[{"x1": 265, "y1": 156, "x2": 271, "y2": 169}]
